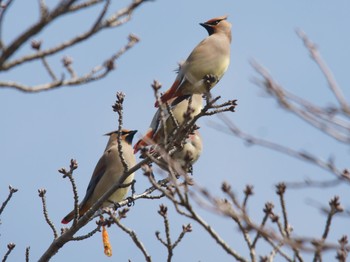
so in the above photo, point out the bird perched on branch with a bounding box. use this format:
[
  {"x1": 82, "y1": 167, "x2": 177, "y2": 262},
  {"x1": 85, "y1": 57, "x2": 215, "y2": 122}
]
[
  {"x1": 61, "y1": 129, "x2": 137, "y2": 224},
  {"x1": 134, "y1": 95, "x2": 203, "y2": 173},
  {"x1": 155, "y1": 15, "x2": 232, "y2": 107},
  {"x1": 134, "y1": 94, "x2": 203, "y2": 153},
  {"x1": 172, "y1": 129, "x2": 203, "y2": 173}
]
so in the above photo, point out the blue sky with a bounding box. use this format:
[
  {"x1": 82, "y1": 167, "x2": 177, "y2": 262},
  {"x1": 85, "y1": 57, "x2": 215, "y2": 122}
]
[{"x1": 1, "y1": 0, "x2": 350, "y2": 261}]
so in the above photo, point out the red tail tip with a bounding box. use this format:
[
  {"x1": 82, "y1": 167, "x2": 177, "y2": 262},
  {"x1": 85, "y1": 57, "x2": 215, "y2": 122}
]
[
  {"x1": 61, "y1": 218, "x2": 69, "y2": 224},
  {"x1": 133, "y1": 141, "x2": 143, "y2": 154}
]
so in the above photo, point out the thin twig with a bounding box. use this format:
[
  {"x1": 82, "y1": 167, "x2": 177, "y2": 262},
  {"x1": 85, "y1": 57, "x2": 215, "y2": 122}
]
[
  {"x1": 313, "y1": 196, "x2": 343, "y2": 261},
  {"x1": 72, "y1": 224, "x2": 101, "y2": 241},
  {"x1": 252, "y1": 202, "x2": 273, "y2": 248},
  {"x1": 59, "y1": 159, "x2": 79, "y2": 226},
  {"x1": 38, "y1": 189, "x2": 58, "y2": 239},
  {"x1": 110, "y1": 210, "x2": 152, "y2": 262},
  {"x1": 25, "y1": 246, "x2": 30, "y2": 262},
  {"x1": 0, "y1": 0, "x2": 14, "y2": 50},
  {"x1": 2, "y1": 243, "x2": 15, "y2": 262},
  {"x1": 217, "y1": 114, "x2": 345, "y2": 179},
  {"x1": 172, "y1": 224, "x2": 191, "y2": 249},
  {"x1": 296, "y1": 29, "x2": 350, "y2": 115},
  {"x1": 0, "y1": 185, "x2": 18, "y2": 215},
  {"x1": 113, "y1": 92, "x2": 129, "y2": 172}
]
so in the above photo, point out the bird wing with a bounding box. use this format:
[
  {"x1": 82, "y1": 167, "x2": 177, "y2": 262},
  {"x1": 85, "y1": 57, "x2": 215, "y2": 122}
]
[{"x1": 79, "y1": 153, "x2": 108, "y2": 206}]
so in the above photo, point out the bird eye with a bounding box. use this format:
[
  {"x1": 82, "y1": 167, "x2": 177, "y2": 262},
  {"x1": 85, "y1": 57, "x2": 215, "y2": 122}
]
[{"x1": 209, "y1": 20, "x2": 221, "y2": 26}]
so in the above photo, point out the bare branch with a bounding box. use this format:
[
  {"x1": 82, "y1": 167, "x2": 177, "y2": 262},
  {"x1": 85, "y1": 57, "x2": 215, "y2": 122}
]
[
  {"x1": 38, "y1": 188, "x2": 58, "y2": 239},
  {"x1": 25, "y1": 246, "x2": 30, "y2": 262},
  {"x1": 72, "y1": 224, "x2": 101, "y2": 241},
  {"x1": 0, "y1": 0, "x2": 14, "y2": 50},
  {"x1": 296, "y1": 29, "x2": 350, "y2": 115},
  {"x1": 59, "y1": 159, "x2": 80, "y2": 226},
  {"x1": 0, "y1": 34, "x2": 139, "y2": 92},
  {"x1": 0, "y1": 0, "x2": 77, "y2": 67},
  {"x1": 112, "y1": 91, "x2": 129, "y2": 172},
  {"x1": 2, "y1": 243, "x2": 15, "y2": 262},
  {"x1": 0, "y1": 185, "x2": 18, "y2": 215},
  {"x1": 252, "y1": 202, "x2": 273, "y2": 248},
  {"x1": 217, "y1": 114, "x2": 346, "y2": 180},
  {"x1": 108, "y1": 208, "x2": 152, "y2": 262},
  {"x1": 251, "y1": 60, "x2": 350, "y2": 144}
]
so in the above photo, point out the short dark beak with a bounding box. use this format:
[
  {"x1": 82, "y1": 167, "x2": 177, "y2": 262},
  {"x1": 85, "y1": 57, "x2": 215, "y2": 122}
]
[
  {"x1": 199, "y1": 22, "x2": 213, "y2": 35},
  {"x1": 104, "y1": 130, "x2": 116, "y2": 136},
  {"x1": 130, "y1": 130, "x2": 138, "y2": 136},
  {"x1": 126, "y1": 130, "x2": 137, "y2": 144}
]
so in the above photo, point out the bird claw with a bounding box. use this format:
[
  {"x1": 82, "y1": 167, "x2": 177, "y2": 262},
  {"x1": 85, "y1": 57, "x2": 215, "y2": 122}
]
[
  {"x1": 187, "y1": 165, "x2": 194, "y2": 175},
  {"x1": 112, "y1": 202, "x2": 121, "y2": 210},
  {"x1": 204, "y1": 74, "x2": 218, "y2": 89},
  {"x1": 126, "y1": 197, "x2": 135, "y2": 207}
]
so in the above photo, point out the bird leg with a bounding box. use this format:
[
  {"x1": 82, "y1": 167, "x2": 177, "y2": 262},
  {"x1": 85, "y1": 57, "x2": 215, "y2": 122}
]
[
  {"x1": 110, "y1": 201, "x2": 121, "y2": 210},
  {"x1": 131, "y1": 179, "x2": 136, "y2": 195},
  {"x1": 203, "y1": 74, "x2": 219, "y2": 91}
]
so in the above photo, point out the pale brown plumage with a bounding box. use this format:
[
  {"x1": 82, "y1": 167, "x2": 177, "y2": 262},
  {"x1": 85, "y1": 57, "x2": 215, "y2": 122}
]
[
  {"x1": 134, "y1": 94, "x2": 203, "y2": 153},
  {"x1": 156, "y1": 15, "x2": 232, "y2": 107},
  {"x1": 61, "y1": 129, "x2": 137, "y2": 224}
]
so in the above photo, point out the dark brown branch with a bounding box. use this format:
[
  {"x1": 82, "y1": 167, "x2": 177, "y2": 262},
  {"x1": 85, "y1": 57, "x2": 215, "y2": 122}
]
[
  {"x1": 0, "y1": 0, "x2": 14, "y2": 50},
  {"x1": 0, "y1": 0, "x2": 77, "y2": 66},
  {"x1": 2, "y1": 243, "x2": 15, "y2": 262},
  {"x1": 25, "y1": 246, "x2": 30, "y2": 262}
]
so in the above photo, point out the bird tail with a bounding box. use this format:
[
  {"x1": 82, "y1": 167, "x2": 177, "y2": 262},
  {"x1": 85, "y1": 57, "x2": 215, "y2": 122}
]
[
  {"x1": 133, "y1": 130, "x2": 154, "y2": 153},
  {"x1": 155, "y1": 79, "x2": 181, "y2": 107},
  {"x1": 61, "y1": 205, "x2": 89, "y2": 224}
]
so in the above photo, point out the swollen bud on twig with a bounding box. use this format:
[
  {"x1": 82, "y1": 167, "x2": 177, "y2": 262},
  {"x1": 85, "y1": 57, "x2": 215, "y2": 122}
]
[
  {"x1": 128, "y1": 34, "x2": 140, "y2": 43},
  {"x1": 38, "y1": 188, "x2": 47, "y2": 197},
  {"x1": 105, "y1": 59, "x2": 115, "y2": 71},
  {"x1": 221, "y1": 181, "x2": 231, "y2": 193},
  {"x1": 276, "y1": 183, "x2": 286, "y2": 195},
  {"x1": 8, "y1": 185, "x2": 18, "y2": 193},
  {"x1": 158, "y1": 204, "x2": 168, "y2": 217},
  {"x1": 329, "y1": 196, "x2": 343, "y2": 213},
  {"x1": 118, "y1": 208, "x2": 130, "y2": 219},
  {"x1": 244, "y1": 185, "x2": 254, "y2": 196},
  {"x1": 263, "y1": 202, "x2": 274, "y2": 215},
  {"x1": 31, "y1": 40, "x2": 42, "y2": 50},
  {"x1": 7, "y1": 243, "x2": 15, "y2": 250},
  {"x1": 62, "y1": 56, "x2": 73, "y2": 67},
  {"x1": 70, "y1": 159, "x2": 78, "y2": 170},
  {"x1": 182, "y1": 224, "x2": 192, "y2": 233},
  {"x1": 112, "y1": 92, "x2": 125, "y2": 112},
  {"x1": 151, "y1": 80, "x2": 162, "y2": 91}
]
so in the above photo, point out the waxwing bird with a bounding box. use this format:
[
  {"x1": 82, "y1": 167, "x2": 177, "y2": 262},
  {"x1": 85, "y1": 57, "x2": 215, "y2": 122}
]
[
  {"x1": 134, "y1": 94, "x2": 203, "y2": 153},
  {"x1": 172, "y1": 130, "x2": 202, "y2": 173},
  {"x1": 155, "y1": 15, "x2": 231, "y2": 107},
  {"x1": 61, "y1": 129, "x2": 137, "y2": 224}
]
